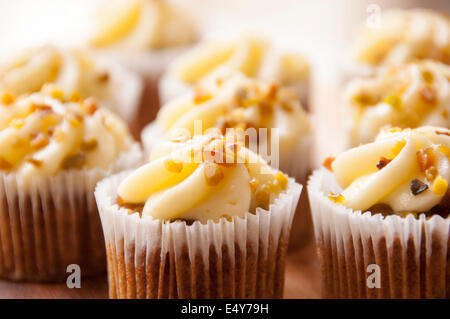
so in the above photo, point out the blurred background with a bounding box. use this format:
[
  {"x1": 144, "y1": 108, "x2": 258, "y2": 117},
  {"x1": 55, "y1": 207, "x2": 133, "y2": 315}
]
[{"x1": 0, "y1": 0, "x2": 448, "y2": 162}]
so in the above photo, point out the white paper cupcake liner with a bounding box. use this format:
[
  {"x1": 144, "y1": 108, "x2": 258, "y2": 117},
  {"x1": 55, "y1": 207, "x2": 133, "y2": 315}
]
[
  {"x1": 95, "y1": 171, "x2": 302, "y2": 298},
  {"x1": 0, "y1": 143, "x2": 143, "y2": 282},
  {"x1": 308, "y1": 168, "x2": 450, "y2": 298}
]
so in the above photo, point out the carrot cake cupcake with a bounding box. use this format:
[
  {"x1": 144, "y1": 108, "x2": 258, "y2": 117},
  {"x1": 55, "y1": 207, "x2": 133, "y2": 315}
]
[
  {"x1": 160, "y1": 34, "x2": 310, "y2": 109},
  {"x1": 351, "y1": 9, "x2": 449, "y2": 75},
  {"x1": 0, "y1": 86, "x2": 142, "y2": 281},
  {"x1": 95, "y1": 133, "x2": 302, "y2": 298},
  {"x1": 309, "y1": 126, "x2": 450, "y2": 298},
  {"x1": 143, "y1": 71, "x2": 311, "y2": 182},
  {"x1": 88, "y1": 0, "x2": 197, "y2": 127},
  {"x1": 344, "y1": 60, "x2": 450, "y2": 146},
  {"x1": 0, "y1": 44, "x2": 143, "y2": 137}
]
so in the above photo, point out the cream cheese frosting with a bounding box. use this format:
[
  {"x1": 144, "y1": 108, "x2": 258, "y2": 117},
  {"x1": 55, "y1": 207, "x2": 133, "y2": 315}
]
[
  {"x1": 326, "y1": 126, "x2": 450, "y2": 215},
  {"x1": 168, "y1": 34, "x2": 309, "y2": 89},
  {"x1": 0, "y1": 86, "x2": 133, "y2": 182},
  {"x1": 0, "y1": 45, "x2": 142, "y2": 121},
  {"x1": 354, "y1": 9, "x2": 450, "y2": 67},
  {"x1": 345, "y1": 60, "x2": 450, "y2": 145},
  {"x1": 157, "y1": 72, "x2": 310, "y2": 158},
  {"x1": 89, "y1": 0, "x2": 196, "y2": 50},
  {"x1": 117, "y1": 134, "x2": 289, "y2": 223}
]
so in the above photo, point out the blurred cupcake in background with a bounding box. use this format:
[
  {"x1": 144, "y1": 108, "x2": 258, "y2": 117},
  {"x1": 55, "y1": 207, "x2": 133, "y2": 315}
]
[
  {"x1": 95, "y1": 133, "x2": 302, "y2": 298},
  {"x1": 0, "y1": 85, "x2": 142, "y2": 281},
  {"x1": 88, "y1": 0, "x2": 197, "y2": 132},
  {"x1": 0, "y1": 44, "x2": 143, "y2": 137},
  {"x1": 349, "y1": 9, "x2": 449, "y2": 77},
  {"x1": 309, "y1": 126, "x2": 450, "y2": 298},
  {"x1": 160, "y1": 34, "x2": 310, "y2": 109},
  {"x1": 344, "y1": 60, "x2": 450, "y2": 147}
]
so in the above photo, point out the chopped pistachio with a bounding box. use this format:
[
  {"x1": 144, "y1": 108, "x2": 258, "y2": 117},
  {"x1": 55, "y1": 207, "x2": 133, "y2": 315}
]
[{"x1": 204, "y1": 162, "x2": 224, "y2": 186}]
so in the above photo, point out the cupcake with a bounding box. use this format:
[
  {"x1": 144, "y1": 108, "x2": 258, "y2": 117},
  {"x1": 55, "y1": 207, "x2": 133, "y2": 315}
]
[
  {"x1": 349, "y1": 9, "x2": 450, "y2": 77},
  {"x1": 143, "y1": 71, "x2": 311, "y2": 182},
  {"x1": 0, "y1": 86, "x2": 142, "y2": 281},
  {"x1": 0, "y1": 44, "x2": 143, "y2": 138},
  {"x1": 95, "y1": 133, "x2": 302, "y2": 298},
  {"x1": 160, "y1": 34, "x2": 310, "y2": 109},
  {"x1": 344, "y1": 60, "x2": 450, "y2": 147},
  {"x1": 309, "y1": 126, "x2": 450, "y2": 298},
  {"x1": 88, "y1": 0, "x2": 197, "y2": 129}
]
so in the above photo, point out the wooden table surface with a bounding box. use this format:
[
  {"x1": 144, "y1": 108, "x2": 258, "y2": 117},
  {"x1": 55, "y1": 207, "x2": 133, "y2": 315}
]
[{"x1": 0, "y1": 241, "x2": 321, "y2": 299}]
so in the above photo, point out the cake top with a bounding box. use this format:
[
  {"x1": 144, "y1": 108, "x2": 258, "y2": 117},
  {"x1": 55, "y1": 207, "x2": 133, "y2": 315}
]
[
  {"x1": 0, "y1": 85, "x2": 132, "y2": 180},
  {"x1": 89, "y1": 0, "x2": 196, "y2": 50},
  {"x1": 0, "y1": 45, "x2": 135, "y2": 117},
  {"x1": 324, "y1": 126, "x2": 450, "y2": 217},
  {"x1": 353, "y1": 9, "x2": 450, "y2": 66},
  {"x1": 345, "y1": 60, "x2": 450, "y2": 145},
  {"x1": 157, "y1": 71, "x2": 310, "y2": 152},
  {"x1": 117, "y1": 133, "x2": 289, "y2": 223},
  {"x1": 168, "y1": 34, "x2": 309, "y2": 86}
]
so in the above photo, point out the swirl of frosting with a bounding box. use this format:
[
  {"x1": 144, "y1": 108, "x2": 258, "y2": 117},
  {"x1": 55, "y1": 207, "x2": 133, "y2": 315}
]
[
  {"x1": 157, "y1": 72, "x2": 310, "y2": 156},
  {"x1": 168, "y1": 34, "x2": 309, "y2": 89},
  {"x1": 89, "y1": 0, "x2": 196, "y2": 50},
  {"x1": 118, "y1": 134, "x2": 289, "y2": 223},
  {"x1": 345, "y1": 60, "x2": 450, "y2": 145},
  {"x1": 0, "y1": 45, "x2": 141, "y2": 121},
  {"x1": 354, "y1": 9, "x2": 450, "y2": 66},
  {"x1": 327, "y1": 126, "x2": 450, "y2": 214},
  {"x1": 0, "y1": 85, "x2": 132, "y2": 181}
]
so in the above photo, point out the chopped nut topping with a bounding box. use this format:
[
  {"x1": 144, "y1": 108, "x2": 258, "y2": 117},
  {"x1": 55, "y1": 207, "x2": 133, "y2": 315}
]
[
  {"x1": 193, "y1": 88, "x2": 212, "y2": 104},
  {"x1": 51, "y1": 89, "x2": 64, "y2": 101},
  {"x1": 66, "y1": 113, "x2": 83, "y2": 127},
  {"x1": 83, "y1": 97, "x2": 98, "y2": 115},
  {"x1": 266, "y1": 84, "x2": 279, "y2": 100},
  {"x1": 25, "y1": 157, "x2": 43, "y2": 167},
  {"x1": 419, "y1": 86, "x2": 436, "y2": 104},
  {"x1": 438, "y1": 145, "x2": 450, "y2": 158},
  {"x1": 35, "y1": 104, "x2": 52, "y2": 113},
  {"x1": 60, "y1": 153, "x2": 86, "y2": 170},
  {"x1": 69, "y1": 91, "x2": 82, "y2": 102},
  {"x1": 416, "y1": 148, "x2": 435, "y2": 172},
  {"x1": 9, "y1": 118, "x2": 25, "y2": 129},
  {"x1": 164, "y1": 159, "x2": 183, "y2": 173},
  {"x1": 432, "y1": 175, "x2": 448, "y2": 196},
  {"x1": 81, "y1": 138, "x2": 98, "y2": 152},
  {"x1": 204, "y1": 162, "x2": 224, "y2": 186},
  {"x1": 328, "y1": 192, "x2": 345, "y2": 204},
  {"x1": 421, "y1": 70, "x2": 434, "y2": 84},
  {"x1": 322, "y1": 157, "x2": 335, "y2": 171},
  {"x1": 30, "y1": 133, "x2": 49, "y2": 150},
  {"x1": 436, "y1": 130, "x2": 450, "y2": 136},
  {"x1": 1, "y1": 92, "x2": 15, "y2": 105},
  {"x1": 352, "y1": 93, "x2": 378, "y2": 106},
  {"x1": 410, "y1": 179, "x2": 428, "y2": 195},
  {"x1": 425, "y1": 166, "x2": 438, "y2": 183},
  {"x1": 384, "y1": 94, "x2": 402, "y2": 110},
  {"x1": 97, "y1": 71, "x2": 110, "y2": 83},
  {"x1": 376, "y1": 157, "x2": 392, "y2": 170},
  {"x1": 0, "y1": 157, "x2": 13, "y2": 170},
  {"x1": 275, "y1": 172, "x2": 288, "y2": 190}
]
